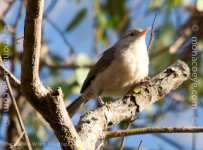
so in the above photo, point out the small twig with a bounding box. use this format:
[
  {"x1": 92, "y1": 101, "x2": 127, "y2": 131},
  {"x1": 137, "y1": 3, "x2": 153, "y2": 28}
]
[
  {"x1": 0, "y1": 139, "x2": 13, "y2": 149},
  {"x1": 0, "y1": 1, "x2": 14, "y2": 32},
  {"x1": 136, "y1": 140, "x2": 143, "y2": 150},
  {"x1": 13, "y1": 131, "x2": 25, "y2": 147},
  {"x1": 44, "y1": 58, "x2": 93, "y2": 69},
  {"x1": 12, "y1": 1, "x2": 23, "y2": 31},
  {"x1": 0, "y1": 57, "x2": 32, "y2": 150},
  {"x1": 10, "y1": 1, "x2": 24, "y2": 73},
  {"x1": 0, "y1": 61, "x2": 21, "y2": 89},
  {"x1": 1, "y1": 0, "x2": 14, "y2": 18},
  {"x1": 44, "y1": 16, "x2": 75, "y2": 54},
  {"x1": 5, "y1": 76, "x2": 32, "y2": 149},
  {"x1": 147, "y1": 13, "x2": 158, "y2": 51},
  {"x1": 116, "y1": 11, "x2": 129, "y2": 34},
  {"x1": 15, "y1": 35, "x2": 24, "y2": 44},
  {"x1": 154, "y1": 134, "x2": 184, "y2": 150},
  {"x1": 95, "y1": 140, "x2": 106, "y2": 150},
  {"x1": 106, "y1": 127, "x2": 203, "y2": 138},
  {"x1": 192, "y1": 109, "x2": 198, "y2": 150},
  {"x1": 119, "y1": 118, "x2": 133, "y2": 150}
]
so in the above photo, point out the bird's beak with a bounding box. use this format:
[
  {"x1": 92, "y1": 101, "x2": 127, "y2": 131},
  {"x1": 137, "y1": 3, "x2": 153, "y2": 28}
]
[{"x1": 139, "y1": 27, "x2": 150, "y2": 36}]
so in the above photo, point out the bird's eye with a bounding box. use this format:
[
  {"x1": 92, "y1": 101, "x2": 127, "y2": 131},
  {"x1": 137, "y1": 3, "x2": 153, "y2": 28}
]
[{"x1": 130, "y1": 32, "x2": 134, "y2": 36}]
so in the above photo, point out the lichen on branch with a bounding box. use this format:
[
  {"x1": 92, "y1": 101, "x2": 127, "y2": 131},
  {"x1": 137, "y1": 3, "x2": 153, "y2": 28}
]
[{"x1": 76, "y1": 60, "x2": 190, "y2": 150}]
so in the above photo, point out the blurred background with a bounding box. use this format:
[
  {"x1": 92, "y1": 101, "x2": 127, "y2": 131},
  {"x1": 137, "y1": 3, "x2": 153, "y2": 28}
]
[{"x1": 0, "y1": 0, "x2": 203, "y2": 149}]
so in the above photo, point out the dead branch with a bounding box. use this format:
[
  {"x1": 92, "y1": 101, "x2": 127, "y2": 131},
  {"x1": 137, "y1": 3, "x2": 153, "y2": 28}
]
[
  {"x1": 105, "y1": 127, "x2": 203, "y2": 138},
  {"x1": 76, "y1": 60, "x2": 190, "y2": 150},
  {"x1": 0, "y1": 1, "x2": 192, "y2": 149},
  {"x1": 147, "y1": 12, "x2": 157, "y2": 51},
  {"x1": 0, "y1": 63, "x2": 20, "y2": 89},
  {"x1": 0, "y1": 57, "x2": 32, "y2": 149}
]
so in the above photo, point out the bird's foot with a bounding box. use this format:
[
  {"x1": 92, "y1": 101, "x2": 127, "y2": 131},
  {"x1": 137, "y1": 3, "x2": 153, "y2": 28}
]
[
  {"x1": 97, "y1": 96, "x2": 111, "y2": 109},
  {"x1": 141, "y1": 76, "x2": 151, "y2": 86},
  {"x1": 98, "y1": 96, "x2": 104, "y2": 106}
]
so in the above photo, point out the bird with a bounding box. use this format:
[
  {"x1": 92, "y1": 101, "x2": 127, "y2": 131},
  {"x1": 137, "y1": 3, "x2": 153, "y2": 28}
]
[{"x1": 67, "y1": 27, "x2": 150, "y2": 117}]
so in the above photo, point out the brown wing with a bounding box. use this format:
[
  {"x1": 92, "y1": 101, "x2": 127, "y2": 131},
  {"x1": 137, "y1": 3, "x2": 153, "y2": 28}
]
[{"x1": 80, "y1": 47, "x2": 116, "y2": 93}]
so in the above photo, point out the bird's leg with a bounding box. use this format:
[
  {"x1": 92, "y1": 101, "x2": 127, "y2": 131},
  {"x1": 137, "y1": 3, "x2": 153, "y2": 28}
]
[
  {"x1": 97, "y1": 96, "x2": 105, "y2": 106},
  {"x1": 97, "y1": 96, "x2": 111, "y2": 110}
]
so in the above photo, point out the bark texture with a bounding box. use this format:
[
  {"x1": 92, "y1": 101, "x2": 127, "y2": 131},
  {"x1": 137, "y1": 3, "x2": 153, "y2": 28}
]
[
  {"x1": 21, "y1": 1, "x2": 83, "y2": 149},
  {"x1": 77, "y1": 60, "x2": 190, "y2": 150},
  {"x1": 0, "y1": 0, "x2": 190, "y2": 149}
]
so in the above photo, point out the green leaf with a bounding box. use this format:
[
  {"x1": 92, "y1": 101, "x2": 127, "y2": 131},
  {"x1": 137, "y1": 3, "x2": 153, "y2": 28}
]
[
  {"x1": 76, "y1": 0, "x2": 82, "y2": 3},
  {"x1": 0, "y1": 23, "x2": 4, "y2": 32},
  {"x1": 119, "y1": 120, "x2": 128, "y2": 129},
  {"x1": 75, "y1": 53, "x2": 91, "y2": 65},
  {"x1": 36, "y1": 125, "x2": 46, "y2": 140},
  {"x1": 149, "y1": 0, "x2": 164, "y2": 10},
  {"x1": 50, "y1": 77, "x2": 78, "y2": 97},
  {"x1": 102, "y1": 96, "x2": 113, "y2": 103},
  {"x1": 198, "y1": 38, "x2": 203, "y2": 52},
  {"x1": 166, "y1": 0, "x2": 184, "y2": 10},
  {"x1": 66, "y1": 8, "x2": 87, "y2": 31},
  {"x1": 75, "y1": 68, "x2": 89, "y2": 85},
  {"x1": 75, "y1": 53, "x2": 91, "y2": 85},
  {"x1": 156, "y1": 23, "x2": 176, "y2": 47},
  {"x1": 101, "y1": 0, "x2": 126, "y2": 28}
]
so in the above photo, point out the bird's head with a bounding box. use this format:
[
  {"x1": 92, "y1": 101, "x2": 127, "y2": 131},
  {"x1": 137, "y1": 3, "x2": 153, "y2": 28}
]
[
  {"x1": 114, "y1": 27, "x2": 150, "y2": 52},
  {"x1": 122, "y1": 27, "x2": 150, "y2": 43},
  {"x1": 113, "y1": 27, "x2": 150, "y2": 54}
]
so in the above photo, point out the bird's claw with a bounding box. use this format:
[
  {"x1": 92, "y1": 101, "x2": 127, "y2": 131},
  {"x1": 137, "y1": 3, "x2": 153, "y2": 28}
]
[
  {"x1": 141, "y1": 76, "x2": 151, "y2": 86},
  {"x1": 97, "y1": 96, "x2": 111, "y2": 109}
]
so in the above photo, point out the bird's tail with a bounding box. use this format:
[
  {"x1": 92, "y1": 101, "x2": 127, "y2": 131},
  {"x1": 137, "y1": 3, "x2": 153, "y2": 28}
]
[{"x1": 66, "y1": 96, "x2": 86, "y2": 118}]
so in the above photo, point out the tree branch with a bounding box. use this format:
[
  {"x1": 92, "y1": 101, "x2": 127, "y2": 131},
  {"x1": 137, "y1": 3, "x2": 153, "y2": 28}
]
[
  {"x1": 0, "y1": 56, "x2": 32, "y2": 149},
  {"x1": 154, "y1": 134, "x2": 185, "y2": 150},
  {"x1": 105, "y1": 127, "x2": 203, "y2": 138},
  {"x1": 136, "y1": 140, "x2": 143, "y2": 150},
  {"x1": 0, "y1": 1, "x2": 194, "y2": 150},
  {"x1": 43, "y1": 57, "x2": 93, "y2": 69},
  {"x1": 44, "y1": 15, "x2": 75, "y2": 54},
  {"x1": 5, "y1": 75, "x2": 32, "y2": 149},
  {"x1": 0, "y1": 62, "x2": 20, "y2": 89},
  {"x1": 21, "y1": 1, "x2": 83, "y2": 149},
  {"x1": 147, "y1": 12, "x2": 157, "y2": 51},
  {"x1": 76, "y1": 60, "x2": 190, "y2": 150},
  {"x1": 119, "y1": 118, "x2": 132, "y2": 150},
  {"x1": 21, "y1": 0, "x2": 47, "y2": 98}
]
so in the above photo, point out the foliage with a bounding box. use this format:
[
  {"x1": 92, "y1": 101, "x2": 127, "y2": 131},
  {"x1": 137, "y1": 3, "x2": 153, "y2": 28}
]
[{"x1": 0, "y1": 0, "x2": 202, "y2": 149}]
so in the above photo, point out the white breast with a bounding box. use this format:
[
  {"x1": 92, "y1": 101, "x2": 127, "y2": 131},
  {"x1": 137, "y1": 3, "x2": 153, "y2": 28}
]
[{"x1": 90, "y1": 38, "x2": 149, "y2": 98}]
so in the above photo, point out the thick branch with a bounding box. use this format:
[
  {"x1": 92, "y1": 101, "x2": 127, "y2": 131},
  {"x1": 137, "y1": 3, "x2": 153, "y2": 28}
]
[
  {"x1": 77, "y1": 60, "x2": 190, "y2": 150},
  {"x1": 21, "y1": 1, "x2": 83, "y2": 149},
  {"x1": 21, "y1": 0, "x2": 47, "y2": 98},
  {"x1": 106, "y1": 127, "x2": 203, "y2": 138}
]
